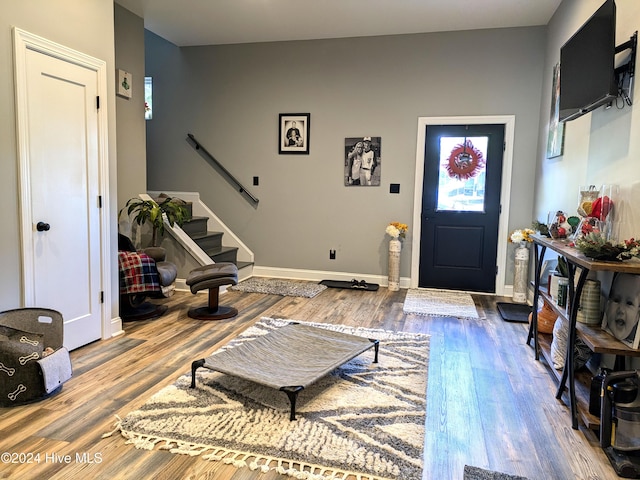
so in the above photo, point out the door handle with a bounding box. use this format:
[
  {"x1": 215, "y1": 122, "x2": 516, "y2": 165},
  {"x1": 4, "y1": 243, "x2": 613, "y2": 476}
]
[{"x1": 36, "y1": 222, "x2": 50, "y2": 232}]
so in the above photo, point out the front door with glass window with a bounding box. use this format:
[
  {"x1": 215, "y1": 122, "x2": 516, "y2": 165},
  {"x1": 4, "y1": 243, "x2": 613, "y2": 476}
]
[{"x1": 419, "y1": 124, "x2": 505, "y2": 292}]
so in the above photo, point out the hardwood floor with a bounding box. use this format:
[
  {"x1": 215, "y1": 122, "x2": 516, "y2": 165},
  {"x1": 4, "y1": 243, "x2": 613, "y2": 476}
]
[{"x1": 0, "y1": 284, "x2": 621, "y2": 479}]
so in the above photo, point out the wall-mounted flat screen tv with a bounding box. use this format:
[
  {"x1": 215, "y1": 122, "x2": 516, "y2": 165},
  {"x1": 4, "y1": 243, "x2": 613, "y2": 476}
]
[{"x1": 559, "y1": 0, "x2": 617, "y2": 122}]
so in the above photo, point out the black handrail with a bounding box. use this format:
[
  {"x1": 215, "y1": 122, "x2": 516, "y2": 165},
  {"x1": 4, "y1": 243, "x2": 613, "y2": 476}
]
[{"x1": 186, "y1": 133, "x2": 259, "y2": 208}]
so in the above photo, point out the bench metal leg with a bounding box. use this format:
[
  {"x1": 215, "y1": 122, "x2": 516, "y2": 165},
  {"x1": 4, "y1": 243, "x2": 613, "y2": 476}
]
[
  {"x1": 190, "y1": 359, "x2": 205, "y2": 388},
  {"x1": 370, "y1": 339, "x2": 380, "y2": 363},
  {"x1": 281, "y1": 386, "x2": 304, "y2": 421}
]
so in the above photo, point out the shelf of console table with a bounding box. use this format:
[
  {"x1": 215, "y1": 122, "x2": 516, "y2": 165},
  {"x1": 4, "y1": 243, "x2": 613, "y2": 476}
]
[{"x1": 527, "y1": 235, "x2": 640, "y2": 430}]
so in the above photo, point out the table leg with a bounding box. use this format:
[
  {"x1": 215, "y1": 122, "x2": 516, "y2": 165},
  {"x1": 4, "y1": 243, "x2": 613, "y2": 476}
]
[
  {"x1": 527, "y1": 244, "x2": 546, "y2": 360},
  {"x1": 555, "y1": 263, "x2": 588, "y2": 429}
]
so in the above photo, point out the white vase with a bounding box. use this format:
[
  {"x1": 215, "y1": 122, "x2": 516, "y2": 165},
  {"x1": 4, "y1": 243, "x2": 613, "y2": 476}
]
[
  {"x1": 513, "y1": 242, "x2": 529, "y2": 303},
  {"x1": 388, "y1": 238, "x2": 401, "y2": 292}
]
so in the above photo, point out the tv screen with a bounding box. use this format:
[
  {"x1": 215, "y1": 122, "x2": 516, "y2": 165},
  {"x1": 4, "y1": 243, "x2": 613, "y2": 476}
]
[{"x1": 559, "y1": 0, "x2": 617, "y2": 122}]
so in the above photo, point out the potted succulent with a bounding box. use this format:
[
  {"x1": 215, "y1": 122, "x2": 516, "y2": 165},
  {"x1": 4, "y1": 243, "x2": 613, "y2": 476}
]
[{"x1": 119, "y1": 195, "x2": 191, "y2": 246}]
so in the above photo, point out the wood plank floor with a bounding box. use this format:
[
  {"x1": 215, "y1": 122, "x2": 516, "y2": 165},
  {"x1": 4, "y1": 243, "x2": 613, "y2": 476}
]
[{"x1": 0, "y1": 283, "x2": 621, "y2": 480}]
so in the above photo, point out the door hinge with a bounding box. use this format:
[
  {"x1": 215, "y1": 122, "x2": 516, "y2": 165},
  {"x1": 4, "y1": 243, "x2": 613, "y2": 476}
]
[
  {"x1": 503, "y1": 141, "x2": 506, "y2": 152},
  {"x1": 96, "y1": 96, "x2": 100, "y2": 109},
  {"x1": 100, "y1": 291, "x2": 104, "y2": 303},
  {"x1": 98, "y1": 195, "x2": 102, "y2": 208},
  {"x1": 496, "y1": 265, "x2": 499, "y2": 275}
]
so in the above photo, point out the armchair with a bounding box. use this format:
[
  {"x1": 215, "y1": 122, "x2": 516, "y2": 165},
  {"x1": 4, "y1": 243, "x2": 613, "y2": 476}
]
[{"x1": 118, "y1": 233, "x2": 177, "y2": 320}]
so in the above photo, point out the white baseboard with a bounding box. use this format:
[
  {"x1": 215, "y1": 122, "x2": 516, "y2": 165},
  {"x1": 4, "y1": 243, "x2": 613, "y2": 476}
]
[{"x1": 251, "y1": 266, "x2": 411, "y2": 289}]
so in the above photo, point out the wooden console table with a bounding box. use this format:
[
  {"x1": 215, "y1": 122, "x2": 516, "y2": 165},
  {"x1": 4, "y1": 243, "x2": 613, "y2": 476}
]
[{"x1": 527, "y1": 235, "x2": 640, "y2": 429}]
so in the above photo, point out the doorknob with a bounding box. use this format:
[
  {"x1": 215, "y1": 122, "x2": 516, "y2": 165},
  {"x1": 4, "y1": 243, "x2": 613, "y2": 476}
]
[{"x1": 36, "y1": 222, "x2": 50, "y2": 232}]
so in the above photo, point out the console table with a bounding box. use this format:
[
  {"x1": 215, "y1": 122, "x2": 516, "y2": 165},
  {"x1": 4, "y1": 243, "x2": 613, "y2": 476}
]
[{"x1": 527, "y1": 235, "x2": 640, "y2": 429}]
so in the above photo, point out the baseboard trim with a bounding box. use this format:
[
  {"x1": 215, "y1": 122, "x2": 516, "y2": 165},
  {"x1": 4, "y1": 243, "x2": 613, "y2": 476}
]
[{"x1": 251, "y1": 266, "x2": 411, "y2": 289}]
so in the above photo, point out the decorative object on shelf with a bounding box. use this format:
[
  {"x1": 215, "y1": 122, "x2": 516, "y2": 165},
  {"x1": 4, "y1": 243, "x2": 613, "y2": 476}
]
[
  {"x1": 550, "y1": 317, "x2": 593, "y2": 371},
  {"x1": 574, "y1": 184, "x2": 619, "y2": 242},
  {"x1": 386, "y1": 222, "x2": 408, "y2": 292},
  {"x1": 547, "y1": 211, "x2": 573, "y2": 239},
  {"x1": 278, "y1": 113, "x2": 310, "y2": 155},
  {"x1": 532, "y1": 220, "x2": 550, "y2": 237},
  {"x1": 509, "y1": 228, "x2": 534, "y2": 303},
  {"x1": 444, "y1": 139, "x2": 485, "y2": 181},
  {"x1": 529, "y1": 299, "x2": 558, "y2": 334},
  {"x1": 119, "y1": 195, "x2": 191, "y2": 247},
  {"x1": 573, "y1": 232, "x2": 640, "y2": 262},
  {"x1": 576, "y1": 279, "x2": 602, "y2": 325},
  {"x1": 601, "y1": 273, "x2": 640, "y2": 349}
]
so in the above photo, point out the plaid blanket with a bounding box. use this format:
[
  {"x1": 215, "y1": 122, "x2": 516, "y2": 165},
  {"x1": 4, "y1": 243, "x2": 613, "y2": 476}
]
[{"x1": 118, "y1": 251, "x2": 161, "y2": 295}]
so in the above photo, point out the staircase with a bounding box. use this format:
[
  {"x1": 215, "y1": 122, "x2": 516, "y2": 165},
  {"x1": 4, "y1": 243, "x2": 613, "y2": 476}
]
[{"x1": 179, "y1": 202, "x2": 253, "y2": 270}]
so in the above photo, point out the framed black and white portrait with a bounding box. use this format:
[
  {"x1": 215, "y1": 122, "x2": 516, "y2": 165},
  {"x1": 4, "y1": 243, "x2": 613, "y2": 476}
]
[
  {"x1": 279, "y1": 113, "x2": 310, "y2": 154},
  {"x1": 344, "y1": 136, "x2": 381, "y2": 186}
]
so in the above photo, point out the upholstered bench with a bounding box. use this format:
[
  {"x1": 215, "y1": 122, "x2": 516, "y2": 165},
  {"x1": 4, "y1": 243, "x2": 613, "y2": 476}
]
[{"x1": 186, "y1": 263, "x2": 239, "y2": 320}]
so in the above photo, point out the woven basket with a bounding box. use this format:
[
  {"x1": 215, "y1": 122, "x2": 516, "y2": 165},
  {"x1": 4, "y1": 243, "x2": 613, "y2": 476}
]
[{"x1": 528, "y1": 301, "x2": 558, "y2": 334}]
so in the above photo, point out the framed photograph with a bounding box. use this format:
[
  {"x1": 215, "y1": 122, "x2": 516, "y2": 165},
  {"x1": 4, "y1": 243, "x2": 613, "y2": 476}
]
[
  {"x1": 344, "y1": 136, "x2": 381, "y2": 186},
  {"x1": 279, "y1": 113, "x2": 310, "y2": 154},
  {"x1": 602, "y1": 273, "x2": 640, "y2": 349},
  {"x1": 117, "y1": 69, "x2": 132, "y2": 99},
  {"x1": 546, "y1": 62, "x2": 564, "y2": 159}
]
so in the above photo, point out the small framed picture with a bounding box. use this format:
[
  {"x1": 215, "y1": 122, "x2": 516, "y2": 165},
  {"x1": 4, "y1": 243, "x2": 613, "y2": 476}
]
[
  {"x1": 344, "y1": 136, "x2": 381, "y2": 186},
  {"x1": 602, "y1": 273, "x2": 640, "y2": 349},
  {"x1": 117, "y1": 69, "x2": 132, "y2": 99},
  {"x1": 279, "y1": 113, "x2": 310, "y2": 154}
]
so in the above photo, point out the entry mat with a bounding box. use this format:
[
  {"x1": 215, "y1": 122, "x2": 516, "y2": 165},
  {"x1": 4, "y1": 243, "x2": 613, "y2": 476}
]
[
  {"x1": 319, "y1": 279, "x2": 379, "y2": 291},
  {"x1": 496, "y1": 302, "x2": 531, "y2": 323}
]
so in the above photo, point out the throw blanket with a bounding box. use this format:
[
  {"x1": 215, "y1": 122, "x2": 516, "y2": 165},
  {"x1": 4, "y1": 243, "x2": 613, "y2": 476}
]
[{"x1": 118, "y1": 251, "x2": 160, "y2": 295}]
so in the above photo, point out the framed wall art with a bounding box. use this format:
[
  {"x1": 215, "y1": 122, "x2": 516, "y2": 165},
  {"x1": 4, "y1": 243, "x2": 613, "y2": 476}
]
[
  {"x1": 279, "y1": 113, "x2": 310, "y2": 154},
  {"x1": 344, "y1": 136, "x2": 381, "y2": 186},
  {"x1": 546, "y1": 62, "x2": 564, "y2": 159},
  {"x1": 117, "y1": 69, "x2": 132, "y2": 99}
]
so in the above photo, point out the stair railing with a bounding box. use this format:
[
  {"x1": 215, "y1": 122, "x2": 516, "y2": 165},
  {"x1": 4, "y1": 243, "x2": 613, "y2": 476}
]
[{"x1": 186, "y1": 133, "x2": 259, "y2": 208}]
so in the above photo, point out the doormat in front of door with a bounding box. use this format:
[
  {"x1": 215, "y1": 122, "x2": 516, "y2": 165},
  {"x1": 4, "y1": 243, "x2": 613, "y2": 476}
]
[
  {"x1": 402, "y1": 289, "x2": 479, "y2": 319},
  {"x1": 496, "y1": 302, "x2": 531, "y2": 323}
]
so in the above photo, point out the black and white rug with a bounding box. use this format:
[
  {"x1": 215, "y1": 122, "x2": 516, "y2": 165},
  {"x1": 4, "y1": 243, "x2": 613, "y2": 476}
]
[
  {"x1": 229, "y1": 277, "x2": 327, "y2": 298},
  {"x1": 464, "y1": 465, "x2": 529, "y2": 480},
  {"x1": 105, "y1": 318, "x2": 430, "y2": 480}
]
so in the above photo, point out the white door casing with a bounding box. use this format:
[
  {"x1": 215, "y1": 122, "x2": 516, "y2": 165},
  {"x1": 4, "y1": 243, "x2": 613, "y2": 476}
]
[
  {"x1": 13, "y1": 28, "x2": 112, "y2": 350},
  {"x1": 412, "y1": 115, "x2": 515, "y2": 295}
]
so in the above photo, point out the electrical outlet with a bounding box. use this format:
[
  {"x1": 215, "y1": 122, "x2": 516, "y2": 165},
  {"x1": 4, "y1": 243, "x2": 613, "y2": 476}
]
[{"x1": 329, "y1": 249, "x2": 336, "y2": 259}]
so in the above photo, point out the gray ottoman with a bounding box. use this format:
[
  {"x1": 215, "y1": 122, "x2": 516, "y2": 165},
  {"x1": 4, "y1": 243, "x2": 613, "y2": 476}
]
[{"x1": 186, "y1": 263, "x2": 239, "y2": 320}]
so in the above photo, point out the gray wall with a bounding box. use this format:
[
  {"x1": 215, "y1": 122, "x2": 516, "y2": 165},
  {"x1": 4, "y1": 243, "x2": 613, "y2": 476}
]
[
  {"x1": 0, "y1": 1, "x2": 118, "y2": 316},
  {"x1": 145, "y1": 27, "x2": 546, "y2": 283},
  {"x1": 115, "y1": 4, "x2": 147, "y2": 204}
]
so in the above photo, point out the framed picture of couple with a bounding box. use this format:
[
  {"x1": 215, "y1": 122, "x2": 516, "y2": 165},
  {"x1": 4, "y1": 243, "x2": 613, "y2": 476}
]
[{"x1": 279, "y1": 113, "x2": 310, "y2": 155}]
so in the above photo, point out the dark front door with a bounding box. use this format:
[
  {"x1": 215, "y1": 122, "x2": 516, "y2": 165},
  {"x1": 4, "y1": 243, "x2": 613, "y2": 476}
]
[{"x1": 419, "y1": 124, "x2": 505, "y2": 292}]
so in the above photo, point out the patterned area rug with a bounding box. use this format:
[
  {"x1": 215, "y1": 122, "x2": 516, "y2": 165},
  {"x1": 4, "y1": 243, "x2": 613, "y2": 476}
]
[
  {"x1": 464, "y1": 465, "x2": 529, "y2": 480},
  {"x1": 105, "y1": 318, "x2": 430, "y2": 480},
  {"x1": 403, "y1": 288, "x2": 479, "y2": 318},
  {"x1": 230, "y1": 277, "x2": 327, "y2": 298}
]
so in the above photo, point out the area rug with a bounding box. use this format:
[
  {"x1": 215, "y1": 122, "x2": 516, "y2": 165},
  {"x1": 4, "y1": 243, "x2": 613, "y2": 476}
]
[
  {"x1": 402, "y1": 288, "x2": 479, "y2": 318},
  {"x1": 463, "y1": 465, "x2": 529, "y2": 480},
  {"x1": 229, "y1": 277, "x2": 327, "y2": 298},
  {"x1": 496, "y1": 302, "x2": 531, "y2": 323},
  {"x1": 104, "y1": 318, "x2": 430, "y2": 480}
]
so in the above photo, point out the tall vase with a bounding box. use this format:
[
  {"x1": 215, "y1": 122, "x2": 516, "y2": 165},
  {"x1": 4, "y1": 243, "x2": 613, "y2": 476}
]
[
  {"x1": 513, "y1": 242, "x2": 529, "y2": 304},
  {"x1": 388, "y1": 238, "x2": 401, "y2": 292}
]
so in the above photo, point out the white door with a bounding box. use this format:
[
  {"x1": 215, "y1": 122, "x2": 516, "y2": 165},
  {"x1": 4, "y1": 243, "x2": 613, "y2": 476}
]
[{"x1": 16, "y1": 39, "x2": 103, "y2": 350}]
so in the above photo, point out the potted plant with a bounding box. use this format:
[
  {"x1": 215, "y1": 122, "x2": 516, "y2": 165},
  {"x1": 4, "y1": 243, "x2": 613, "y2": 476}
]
[{"x1": 119, "y1": 196, "x2": 191, "y2": 247}]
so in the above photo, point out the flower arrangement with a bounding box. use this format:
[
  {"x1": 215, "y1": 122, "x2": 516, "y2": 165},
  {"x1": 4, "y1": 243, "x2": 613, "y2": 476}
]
[
  {"x1": 386, "y1": 222, "x2": 408, "y2": 239},
  {"x1": 573, "y1": 232, "x2": 640, "y2": 261},
  {"x1": 509, "y1": 228, "x2": 535, "y2": 244}
]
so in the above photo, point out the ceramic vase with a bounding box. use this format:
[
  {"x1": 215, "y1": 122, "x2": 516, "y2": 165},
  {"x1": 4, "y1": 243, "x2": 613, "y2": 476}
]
[
  {"x1": 513, "y1": 242, "x2": 529, "y2": 303},
  {"x1": 388, "y1": 238, "x2": 401, "y2": 292}
]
